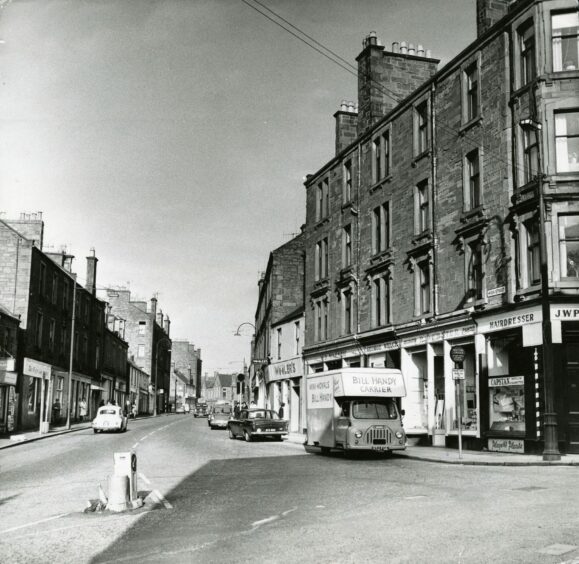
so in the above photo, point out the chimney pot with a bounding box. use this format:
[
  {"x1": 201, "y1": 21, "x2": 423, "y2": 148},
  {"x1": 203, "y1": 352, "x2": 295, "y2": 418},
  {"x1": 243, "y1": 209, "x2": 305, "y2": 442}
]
[
  {"x1": 392, "y1": 41, "x2": 400, "y2": 53},
  {"x1": 426, "y1": 49, "x2": 432, "y2": 58},
  {"x1": 400, "y1": 41, "x2": 407, "y2": 54},
  {"x1": 417, "y1": 44, "x2": 424, "y2": 56},
  {"x1": 340, "y1": 100, "x2": 348, "y2": 111},
  {"x1": 408, "y1": 43, "x2": 415, "y2": 55}
]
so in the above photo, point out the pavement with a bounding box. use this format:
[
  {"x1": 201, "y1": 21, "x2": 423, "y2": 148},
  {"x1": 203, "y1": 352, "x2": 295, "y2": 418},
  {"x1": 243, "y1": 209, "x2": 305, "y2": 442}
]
[{"x1": 4, "y1": 422, "x2": 579, "y2": 466}]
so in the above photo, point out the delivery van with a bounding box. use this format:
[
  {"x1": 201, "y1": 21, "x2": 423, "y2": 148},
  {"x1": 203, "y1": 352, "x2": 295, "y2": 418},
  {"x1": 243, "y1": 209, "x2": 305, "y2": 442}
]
[{"x1": 306, "y1": 368, "x2": 407, "y2": 454}]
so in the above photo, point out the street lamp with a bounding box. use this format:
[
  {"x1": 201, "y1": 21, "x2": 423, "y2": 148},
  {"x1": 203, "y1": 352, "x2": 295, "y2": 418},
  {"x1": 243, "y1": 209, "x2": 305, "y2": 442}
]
[
  {"x1": 154, "y1": 337, "x2": 171, "y2": 417},
  {"x1": 520, "y1": 117, "x2": 560, "y2": 461},
  {"x1": 234, "y1": 322, "x2": 256, "y2": 336}
]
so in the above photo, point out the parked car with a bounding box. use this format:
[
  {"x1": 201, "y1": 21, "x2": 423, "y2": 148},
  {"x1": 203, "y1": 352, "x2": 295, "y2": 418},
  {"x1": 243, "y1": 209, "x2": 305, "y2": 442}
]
[
  {"x1": 194, "y1": 404, "x2": 209, "y2": 418},
  {"x1": 92, "y1": 405, "x2": 128, "y2": 433},
  {"x1": 228, "y1": 408, "x2": 288, "y2": 442},
  {"x1": 208, "y1": 403, "x2": 232, "y2": 429}
]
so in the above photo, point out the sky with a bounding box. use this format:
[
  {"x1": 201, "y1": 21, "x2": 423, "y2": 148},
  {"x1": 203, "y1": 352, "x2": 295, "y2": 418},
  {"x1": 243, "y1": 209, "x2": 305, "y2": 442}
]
[{"x1": 0, "y1": 0, "x2": 475, "y2": 375}]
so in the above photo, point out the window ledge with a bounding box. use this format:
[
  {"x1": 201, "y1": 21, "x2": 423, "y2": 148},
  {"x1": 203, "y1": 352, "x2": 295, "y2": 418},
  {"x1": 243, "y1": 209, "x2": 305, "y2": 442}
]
[
  {"x1": 314, "y1": 218, "x2": 330, "y2": 229},
  {"x1": 341, "y1": 201, "x2": 353, "y2": 212},
  {"x1": 369, "y1": 174, "x2": 392, "y2": 193},
  {"x1": 412, "y1": 151, "x2": 430, "y2": 166},
  {"x1": 459, "y1": 115, "x2": 482, "y2": 135}
]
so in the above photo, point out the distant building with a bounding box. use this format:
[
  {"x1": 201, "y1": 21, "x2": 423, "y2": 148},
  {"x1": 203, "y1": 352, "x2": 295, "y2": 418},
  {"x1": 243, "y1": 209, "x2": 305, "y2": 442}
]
[
  {"x1": 128, "y1": 358, "x2": 150, "y2": 415},
  {"x1": 102, "y1": 290, "x2": 171, "y2": 414},
  {"x1": 170, "y1": 340, "x2": 202, "y2": 404},
  {"x1": 204, "y1": 373, "x2": 236, "y2": 405}
]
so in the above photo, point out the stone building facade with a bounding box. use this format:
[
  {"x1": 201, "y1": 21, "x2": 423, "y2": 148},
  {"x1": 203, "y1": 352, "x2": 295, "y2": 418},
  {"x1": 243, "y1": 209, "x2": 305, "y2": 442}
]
[
  {"x1": 0, "y1": 215, "x2": 107, "y2": 430},
  {"x1": 302, "y1": 0, "x2": 579, "y2": 454},
  {"x1": 102, "y1": 289, "x2": 172, "y2": 414},
  {"x1": 251, "y1": 233, "x2": 305, "y2": 407}
]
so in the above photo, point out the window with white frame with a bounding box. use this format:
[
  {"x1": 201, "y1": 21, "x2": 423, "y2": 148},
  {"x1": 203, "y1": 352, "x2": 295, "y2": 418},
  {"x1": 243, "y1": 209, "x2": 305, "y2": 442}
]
[
  {"x1": 552, "y1": 11, "x2": 578, "y2": 72},
  {"x1": 465, "y1": 149, "x2": 481, "y2": 209},
  {"x1": 315, "y1": 183, "x2": 323, "y2": 221},
  {"x1": 555, "y1": 111, "x2": 579, "y2": 172},
  {"x1": 518, "y1": 20, "x2": 536, "y2": 86},
  {"x1": 276, "y1": 327, "x2": 282, "y2": 360},
  {"x1": 372, "y1": 130, "x2": 390, "y2": 182},
  {"x1": 138, "y1": 321, "x2": 146, "y2": 335},
  {"x1": 522, "y1": 126, "x2": 539, "y2": 184},
  {"x1": 372, "y1": 275, "x2": 389, "y2": 328},
  {"x1": 342, "y1": 224, "x2": 352, "y2": 267},
  {"x1": 524, "y1": 219, "x2": 541, "y2": 285},
  {"x1": 314, "y1": 298, "x2": 329, "y2": 342},
  {"x1": 559, "y1": 214, "x2": 579, "y2": 279},
  {"x1": 342, "y1": 288, "x2": 354, "y2": 335},
  {"x1": 343, "y1": 159, "x2": 352, "y2": 203},
  {"x1": 137, "y1": 344, "x2": 145, "y2": 357},
  {"x1": 463, "y1": 62, "x2": 479, "y2": 123},
  {"x1": 372, "y1": 202, "x2": 390, "y2": 254},
  {"x1": 315, "y1": 237, "x2": 329, "y2": 280},
  {"x1": 415, "y1": 180, "x2": 430, "y2": 234},
  {"x1": 39, "y1": 262, "x2": 46, "y2": 296},
  {"x1": 466, "y1": 240, "x2": 484, "y2": 301},
  {"x1": 415, "y1": 101, "x2": 428, "y2": 155},
  {"x1": 63, "y1": 279, "x2": 69, "y2": 310},
  {"x1": 28, "y1": 378, "x2": 39, "y2": 413},
  {"x1": 417, "y1": 260, "x2": 431, "y2": 315}
]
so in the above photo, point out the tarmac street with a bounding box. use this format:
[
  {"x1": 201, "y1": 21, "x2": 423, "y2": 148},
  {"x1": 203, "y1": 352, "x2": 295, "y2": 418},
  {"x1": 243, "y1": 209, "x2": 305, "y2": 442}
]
[{"x1": 1, "y1": 415, "x2": 579, "y2": 563}]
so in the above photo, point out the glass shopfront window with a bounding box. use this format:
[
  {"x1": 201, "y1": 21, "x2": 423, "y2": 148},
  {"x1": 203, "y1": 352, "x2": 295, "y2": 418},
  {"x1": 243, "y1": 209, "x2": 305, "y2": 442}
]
[
  {"x1": 451, "y1": 344, "x2": 477, "y2": 432},
  {"x1": 489, "y1": 376, "x2": 526, "y2": 433}
]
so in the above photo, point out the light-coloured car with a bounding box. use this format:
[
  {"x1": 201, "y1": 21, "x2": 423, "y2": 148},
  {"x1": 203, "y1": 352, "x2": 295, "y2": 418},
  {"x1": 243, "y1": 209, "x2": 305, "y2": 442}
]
[
  {"x1": 208, "y1": 403, "x2": 232, "y2": 429},
  {"x1": 92, "y1": 405, "x2": 128, "y2": 433}
]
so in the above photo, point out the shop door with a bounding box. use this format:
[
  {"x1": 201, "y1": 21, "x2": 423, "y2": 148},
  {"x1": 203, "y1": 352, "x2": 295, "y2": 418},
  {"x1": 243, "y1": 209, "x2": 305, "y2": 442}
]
[{"x1": 566, "y1": 345, "x2": 579, "y2": 453}]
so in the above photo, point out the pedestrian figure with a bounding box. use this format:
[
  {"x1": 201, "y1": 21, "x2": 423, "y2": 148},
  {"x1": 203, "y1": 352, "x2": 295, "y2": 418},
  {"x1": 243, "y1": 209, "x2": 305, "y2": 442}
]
[
  {"x1": 131, "y1": 402, "x2": 137, "y2": 419},
  {"x1": 234, "y1": 401, "x2": 240, "y2": 419},
  {"x1": 99, "y1": 399, "x2": 105, "y2": 408},
  {"x1": 79, "y1": 397, "x2": 88, "y2": 422},
  {"x1": 278, "y1": 402, "x2": 285, "y2": 419},
  {"x1": 52, "y1": 398, "x2": 61, "y2": 425}
]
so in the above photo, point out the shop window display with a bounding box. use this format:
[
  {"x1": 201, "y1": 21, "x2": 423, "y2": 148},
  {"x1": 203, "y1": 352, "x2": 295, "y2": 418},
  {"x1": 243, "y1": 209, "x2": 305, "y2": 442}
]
[
  {"x1": 489, "y1": 376, "x2": 525, "y2": 433},
  {"x1": 452, "y1": 348, "x2": 477, "y2": 431}
]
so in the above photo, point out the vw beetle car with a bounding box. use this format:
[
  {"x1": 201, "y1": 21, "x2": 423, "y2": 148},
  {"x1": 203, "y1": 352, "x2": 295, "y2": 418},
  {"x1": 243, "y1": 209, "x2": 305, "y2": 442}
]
[
  {"x1": 92, "y1": 405, "x2": 128, "y2": 433},
  {"x1": 228, "y1": 408, "x2": 288, "y2": 442}
]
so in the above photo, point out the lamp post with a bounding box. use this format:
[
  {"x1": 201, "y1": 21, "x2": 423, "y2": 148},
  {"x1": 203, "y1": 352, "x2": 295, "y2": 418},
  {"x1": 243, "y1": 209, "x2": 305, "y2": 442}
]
[
  {"x1": 153, "y1": 337, "x2": 171, "y2": 417},
  {"x1": 521, "y1": 117, "x2": 560, "y2": 461},
  {"x1": 235, "y1": 322, "x2": 256, "y2": 406}
]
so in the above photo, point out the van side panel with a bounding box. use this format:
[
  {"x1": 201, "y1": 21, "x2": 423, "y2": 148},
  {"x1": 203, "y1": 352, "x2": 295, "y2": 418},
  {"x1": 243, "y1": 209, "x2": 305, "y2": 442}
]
[{"x1": 306, "y1": 373, "x2": 335, "y2": 447}]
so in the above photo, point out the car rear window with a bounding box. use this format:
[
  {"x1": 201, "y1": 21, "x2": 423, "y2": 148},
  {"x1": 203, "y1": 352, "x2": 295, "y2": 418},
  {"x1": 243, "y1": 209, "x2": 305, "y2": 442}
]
[
  {"x1": 215, "y1": 407, "x2": 231, "y2": 414},
  {"x1": 99, "y1": 409, "x2": 118, "y2": 415}
]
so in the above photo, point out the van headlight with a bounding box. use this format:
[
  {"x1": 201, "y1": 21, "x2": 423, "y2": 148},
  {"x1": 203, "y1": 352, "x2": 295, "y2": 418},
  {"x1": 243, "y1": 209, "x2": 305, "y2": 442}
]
[
  {"x1": 354, "y1": 430, "x2": 363, "y2": 439},
  {"x1": 395, "y1": 431, "x2": 403, "y2": 439}
]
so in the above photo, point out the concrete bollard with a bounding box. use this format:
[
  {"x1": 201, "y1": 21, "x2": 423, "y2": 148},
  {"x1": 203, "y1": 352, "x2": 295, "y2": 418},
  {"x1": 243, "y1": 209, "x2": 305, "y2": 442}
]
[{"x1": 107, "y1": 474, "x2": 130, "y2": 512}]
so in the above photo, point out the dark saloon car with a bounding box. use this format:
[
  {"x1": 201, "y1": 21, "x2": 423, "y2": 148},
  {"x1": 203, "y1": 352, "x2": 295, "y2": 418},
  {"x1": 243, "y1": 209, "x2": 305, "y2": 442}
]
[
  {"x1": 228, "y1": 408, "x2": 288, "y2": 442},
  {"x1": 193, "y1": 404, "x2": 209, "y2": 418}
]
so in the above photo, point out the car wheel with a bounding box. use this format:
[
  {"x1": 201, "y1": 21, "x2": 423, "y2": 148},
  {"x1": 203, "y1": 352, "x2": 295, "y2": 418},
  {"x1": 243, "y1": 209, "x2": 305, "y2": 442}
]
[
  {"x1": 320, "y1": 446, "x2": 331, "y2": 455},
  {"x1": 275, "y1": 436, "x2": 283, "y2": 441},
  {"x1": 244, "y1": 430, "x2": 252, "y2": 442},
  {"x1": 93, "y1": 429, "x2": 98, "y2": 434},
  {"x1": 228, "y1": 427, "x2": 236, "y2": 440}
]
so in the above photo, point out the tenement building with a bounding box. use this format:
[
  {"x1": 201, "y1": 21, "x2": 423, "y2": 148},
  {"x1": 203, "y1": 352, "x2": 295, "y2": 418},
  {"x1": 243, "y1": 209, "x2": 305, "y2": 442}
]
[
  {"x1": 251, "y1": 233, "x2": 305, "y2": 409},
  {"x1": 302, "y1": 0, "x2": 579, "y2": 454}
]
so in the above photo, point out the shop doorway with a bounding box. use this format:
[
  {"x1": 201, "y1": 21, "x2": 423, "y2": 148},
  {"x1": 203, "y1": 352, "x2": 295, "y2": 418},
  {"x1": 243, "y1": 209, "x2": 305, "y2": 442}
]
[{"x1": 565, "y1": 344, "x2": 579, "y2": 453}]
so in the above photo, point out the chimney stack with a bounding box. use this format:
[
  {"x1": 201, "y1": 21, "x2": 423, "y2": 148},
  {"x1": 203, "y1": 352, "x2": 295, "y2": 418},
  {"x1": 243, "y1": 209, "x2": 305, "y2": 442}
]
[
  {"x1": 86, "y1": 248, "x2": 98, "y2": 295},
  {"x1": 356, "y1": 34, "x2": 439, "y2": 135},
  {"x1": 164, "y1": 315, "x2": 171, "y2": 337},
  {"x1": 476, "y1": 0, "x2": 510, "y2": 37},
  {"x1": 334, "y1": 99, "x2": 358, "y2": 155}
]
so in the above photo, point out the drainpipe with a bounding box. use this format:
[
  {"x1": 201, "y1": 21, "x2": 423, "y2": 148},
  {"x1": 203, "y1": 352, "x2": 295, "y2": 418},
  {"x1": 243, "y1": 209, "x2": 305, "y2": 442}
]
[
  {"x1": 430, "y1": 82, "x2": 439, "y2": 316},
  {"x1": 355, "y1": 142, "x2": 365, "y2": 367}
]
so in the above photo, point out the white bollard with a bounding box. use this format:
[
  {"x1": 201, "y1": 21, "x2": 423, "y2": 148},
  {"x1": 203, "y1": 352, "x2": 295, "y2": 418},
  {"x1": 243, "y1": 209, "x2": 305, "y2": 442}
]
[{"x1": 107, "y1": 474, "x2": 130, "y2": 512}]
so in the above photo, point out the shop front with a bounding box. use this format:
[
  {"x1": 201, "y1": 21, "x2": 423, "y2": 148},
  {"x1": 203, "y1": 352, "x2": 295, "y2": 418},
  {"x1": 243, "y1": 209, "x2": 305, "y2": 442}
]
[
  {"x1": 267, "y1": 356, "x2": 304, "y2": 433},
  {"x1": 0, "y1": 358, "x2": 18, "y2": 434},
  {"x1": 476, "y1": 305, "x2": 542, "y2": 454}
]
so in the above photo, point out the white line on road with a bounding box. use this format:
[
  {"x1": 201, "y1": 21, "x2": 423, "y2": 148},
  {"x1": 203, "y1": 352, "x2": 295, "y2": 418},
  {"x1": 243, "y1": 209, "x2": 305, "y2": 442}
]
[
  {"x1": 151, "y1": 489, "x2": 173, "y2": 509},
  {"x1": 251, "y1": 515, "x2": 279, "y2": 528},
  {"x1": 0, "y1": 512, "x2": 71, "y2": 534},
  {"x1": 138, "y1": 472, "x2": 151, "y2": 485}
]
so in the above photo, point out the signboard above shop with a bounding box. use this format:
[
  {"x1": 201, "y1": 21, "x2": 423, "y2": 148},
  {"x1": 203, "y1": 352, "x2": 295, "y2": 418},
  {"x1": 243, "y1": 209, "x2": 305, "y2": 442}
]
[
  {"x1": 333, "y1": 369, "x2": 406, "y2": 398},
  {"x1": 23, "y1": 357, "x2": 51, "y2": 379}
]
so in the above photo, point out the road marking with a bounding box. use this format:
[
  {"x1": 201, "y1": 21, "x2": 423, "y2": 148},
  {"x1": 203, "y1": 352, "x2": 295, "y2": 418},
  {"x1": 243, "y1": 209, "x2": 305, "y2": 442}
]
[
  {"x1": 251, "y1": 515, "x2": 279, "y2": 528},
  {"x1": 0, "y1": 512, "x2": 71, "y2": 534},
  {"x1": 281, "y1": 507, "x2": 298, "y2": 517},
  {"x1": 151, "y1": 489, "x2": 173, "y2": 509},
  {"x1": 131, "y1": 443, "x2": 139, "y2": 449},
  {"x1": 138, "y1": 472, "x2": 151, "y2": 485}
]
